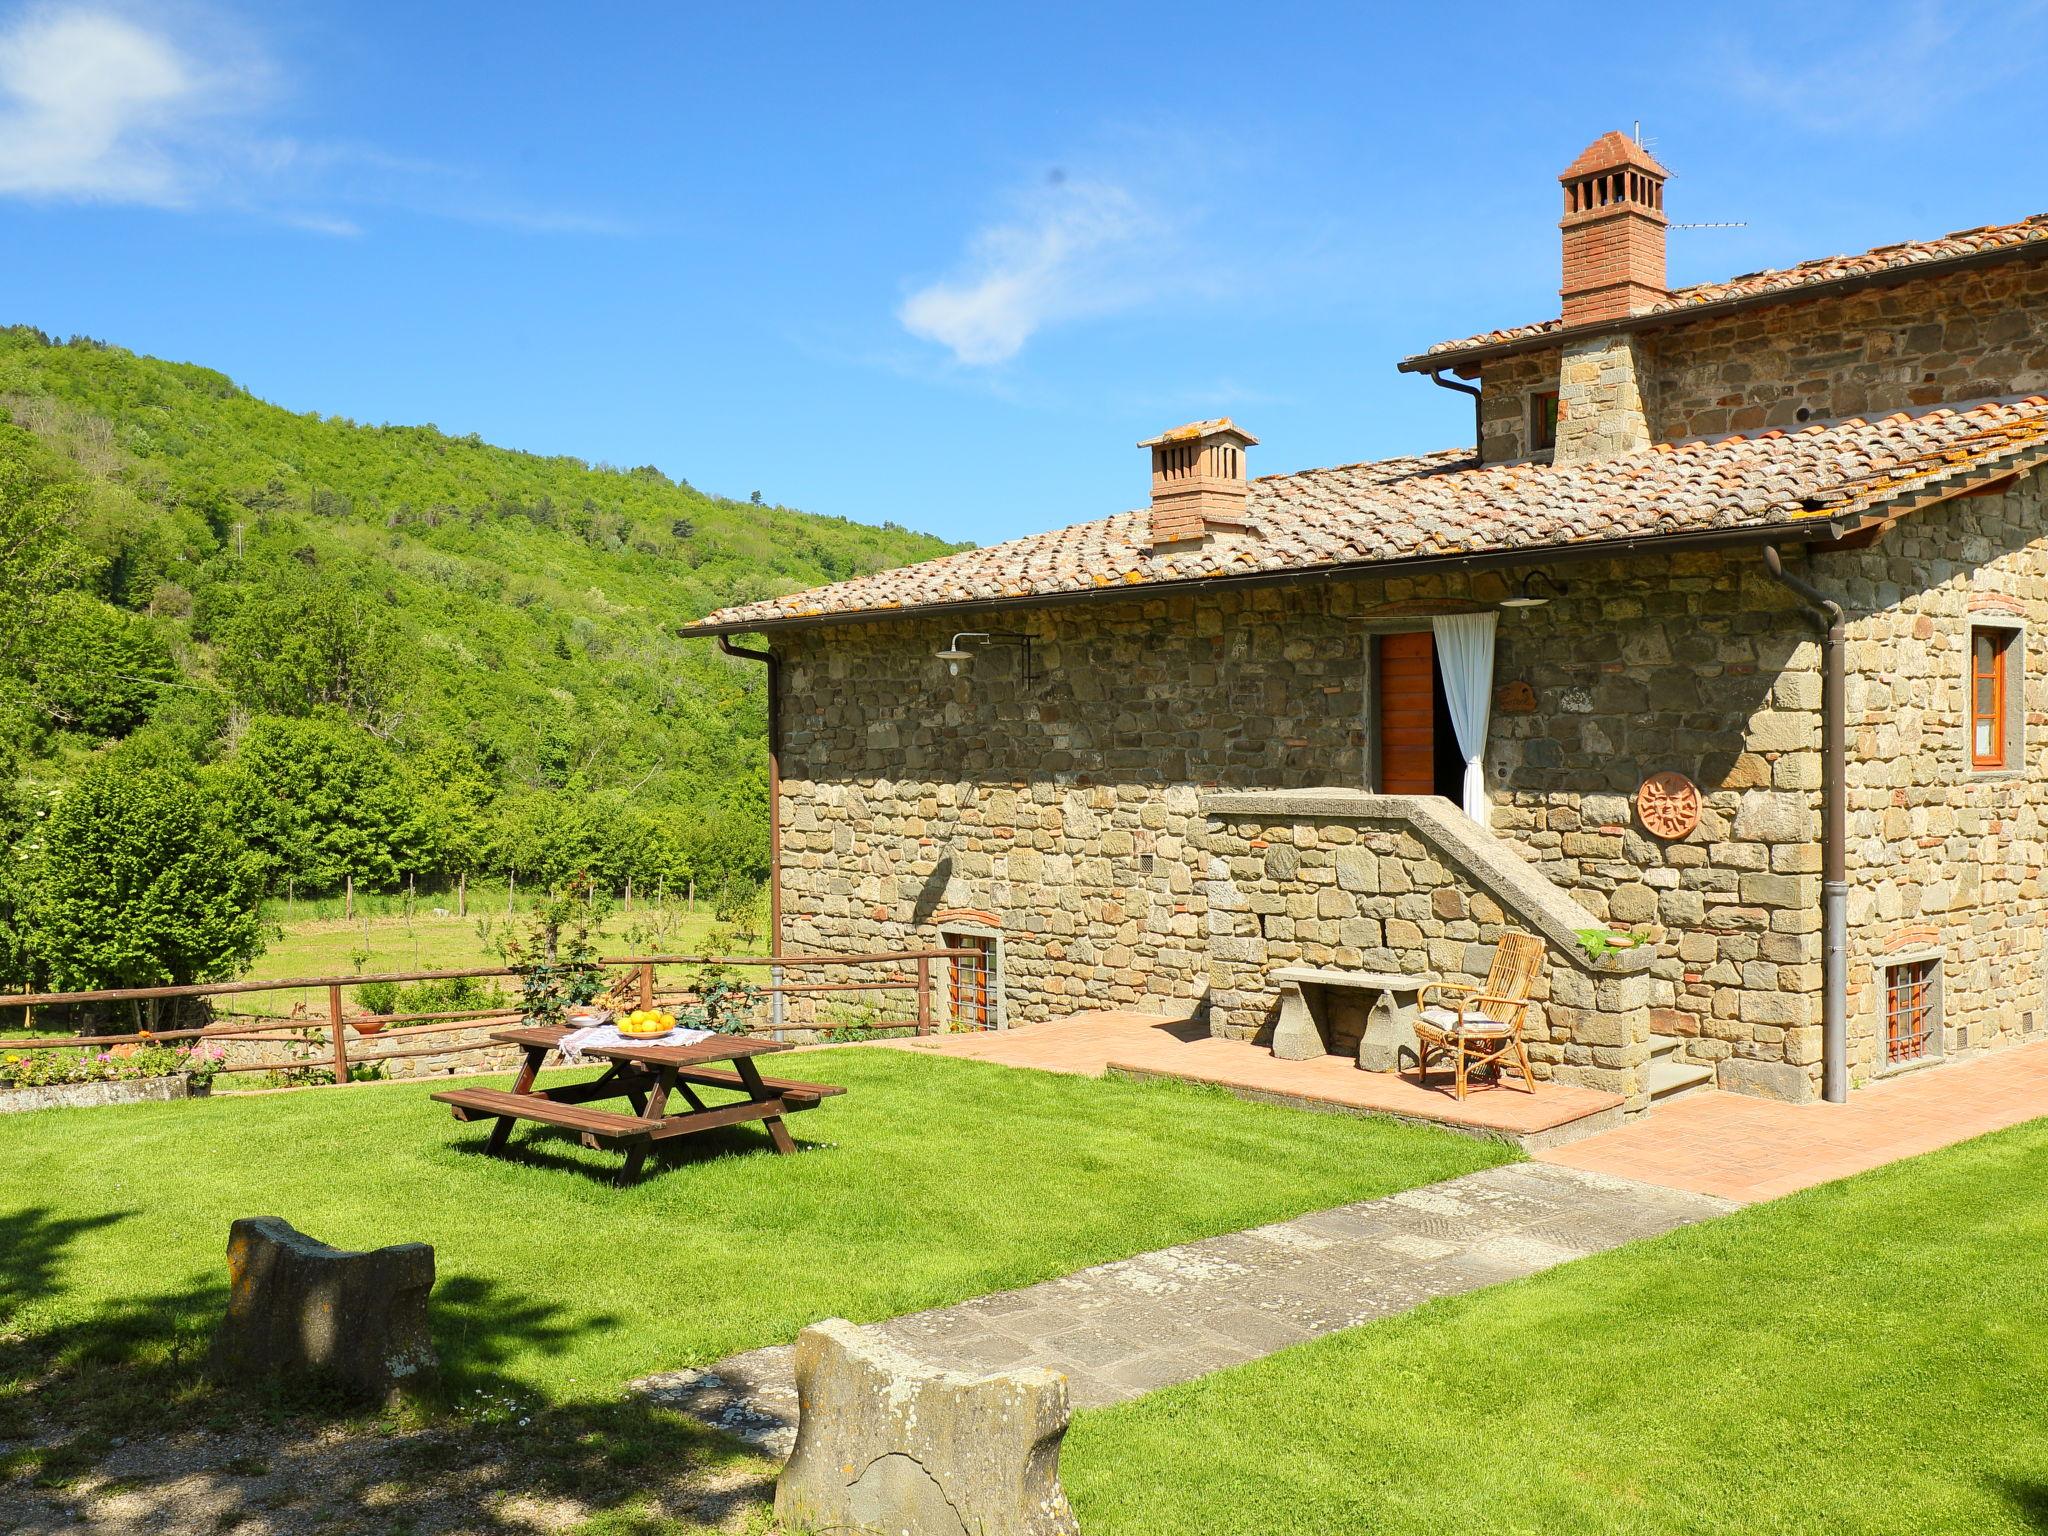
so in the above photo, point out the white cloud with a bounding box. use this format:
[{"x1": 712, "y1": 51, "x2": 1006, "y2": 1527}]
[
  {"x1": 0, "y1": 2, "x2": 619, "y2": 234},
  {"x1": 0, "y1": 6, "x2": 220, "y2": 203},
  {"x1": 899, "y1": 177, "x2": 1173, "y2": 366}
]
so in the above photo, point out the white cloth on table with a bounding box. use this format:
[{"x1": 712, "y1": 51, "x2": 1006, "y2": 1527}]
[
  {"x1": 559, "y1": 1024, "x2": 713, "y2": 1063},
  {"x1": 1419, "y1": 1004, "x2": 1512, "y2": 1034}
]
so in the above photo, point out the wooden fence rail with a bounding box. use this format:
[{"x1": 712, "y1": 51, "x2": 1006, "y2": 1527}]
[{"x1": 0, "y1": 950, "x2": 980, "y2": 1087}]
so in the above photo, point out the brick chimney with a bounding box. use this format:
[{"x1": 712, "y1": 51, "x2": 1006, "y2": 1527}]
[
  {"x1": 1558, "y1": 130, "x2": 1670, "y2": 325},
  {"x1": 1551, "y1": 131, "x2": 1668, "y2": 465},
  {"x1": 1140, "y1": 419, "x2": 1258, "y2": 549}
]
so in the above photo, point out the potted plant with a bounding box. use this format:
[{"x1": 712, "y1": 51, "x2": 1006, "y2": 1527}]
[{"x1": 352, "y1": 980, "x2": 399, "y2": 1035}]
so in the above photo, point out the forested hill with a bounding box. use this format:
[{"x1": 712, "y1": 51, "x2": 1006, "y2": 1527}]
[{"x1": 0, "y1": 324, "x2": 957, "y2": 912}]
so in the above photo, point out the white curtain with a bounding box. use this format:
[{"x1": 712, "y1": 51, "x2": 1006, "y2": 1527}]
[{"x1": 1431, "y1": 613, "x2": 1497, "y2": 826}]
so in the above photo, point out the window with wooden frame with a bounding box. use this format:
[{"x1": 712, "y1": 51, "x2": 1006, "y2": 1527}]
[
  {"x1": 1884, "y1": 956, "x2": 1939, "y2": 1065},
  {"x1": 1969, "y1": 623, "x2": 2019, "y2": 770},
  {"x1": 1530, "y1": 390, "x2": 1560, "y2": 453}
]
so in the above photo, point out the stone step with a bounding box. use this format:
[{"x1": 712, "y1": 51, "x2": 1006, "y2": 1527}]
[
  {"x1": 1647, "y1": 1032, "x2": 1684, "y2": 1063},
  {"x1": 1646, "y1": 1056, "x2": 1715, "y2": 1103}
]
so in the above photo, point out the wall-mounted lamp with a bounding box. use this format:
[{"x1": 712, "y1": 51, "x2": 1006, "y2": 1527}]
[
  {"x1": 936, "y1": 630, "x2": 1037, "y2": 685},
  {"x1": 1498, "y1": 570, "x2": 1570, "y2": 609}
]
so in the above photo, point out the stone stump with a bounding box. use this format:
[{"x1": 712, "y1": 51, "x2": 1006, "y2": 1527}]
[
  {"x1": 775, "y1": 1318, "x2": 1080, "y2": 1536},
  {"x1": 209, "y1": 1216, "x2": 439, "y2": 1402}
]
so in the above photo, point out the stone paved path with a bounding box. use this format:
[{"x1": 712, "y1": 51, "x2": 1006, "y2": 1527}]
[{"x1": 636, "y1": 1162, "x2": 1730, "y2": 1455}]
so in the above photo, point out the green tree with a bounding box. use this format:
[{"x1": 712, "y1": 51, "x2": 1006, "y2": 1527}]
[
  {"x1": 409, "y1": 737, "x2": 497, "y2": 883},
  {"x1": 25, "y1": 757, "x2": 265, "y2": 995},
  {"x1": 0, "y1": 742, "x2": 36, "y2": 990},
  {"x1": 219, "y1": 713, "x2": 421, "y2": 892},
  {"x1": 0, "y1": 421, "x2": 86, "y2": 684},
  {"x1": 28, "y1": 592, "x2": 176, "y2": 737},
  {"x1": 215, "y1": 574, "x2": 408, "y2": 727}
]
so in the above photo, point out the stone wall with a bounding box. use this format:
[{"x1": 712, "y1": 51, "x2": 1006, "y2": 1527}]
[
  {"x1": 1834, "y1": 469, "x2": 2048, "y2": 1082},
  {"x1": 772, "y1": 548, "x2": 1828, "y2": 1098},
  {"x1": 1486, "y1": 551, "x2": 1827, "y2": 1102},
  {"x1": 1553, "y1": 334, "x2": 1651, "y2": 465},
  {"x1": 1198, "y1": 791, "x2": 1660, "y2": 1103},
  {"x1": 775, "y1": 585, "x2": 1369, "y2": 1024},
  {"x1": 1475, "y1": 258, "x2": 2048, "y2": 463}
]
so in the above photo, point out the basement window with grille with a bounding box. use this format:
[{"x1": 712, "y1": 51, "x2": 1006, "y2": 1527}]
[
  {"x1": 1883, "y1": 955, "x2": 1941, "y2": 1068},
  {"x1": 1530, "y1": 391, "x2": 1560, "y2": 454}
]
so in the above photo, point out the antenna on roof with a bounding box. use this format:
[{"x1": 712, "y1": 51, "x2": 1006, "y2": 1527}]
[{"x1": 1671, "y1": 220, "x2": 1748, "y2": 229}]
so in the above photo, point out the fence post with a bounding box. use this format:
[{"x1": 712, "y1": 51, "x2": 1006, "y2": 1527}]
[
  {"x1": 328, "y1": 983, "x2": 349, "y2": 1084},
  {"x1": 345, "y1": 875, "x2": 354, "y2": 921},
  {"x1": 458, "y1": 870, "x2": 467, "y2": 918},
  {"x1": 916, "y1": 956, "x2": 933, "y2": 1034},
  {"x1": 637, "y1": 961, "x2": 655, "y2": 1011}
]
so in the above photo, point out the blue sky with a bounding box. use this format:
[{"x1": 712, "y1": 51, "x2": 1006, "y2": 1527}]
[{"x1": 6, "y1": 1, "x2": 2048, "y2": 546}]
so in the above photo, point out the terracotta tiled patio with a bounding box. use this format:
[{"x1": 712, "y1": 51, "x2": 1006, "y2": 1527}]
[
  {"x1": 1538, "y1": 1038, "x2": 2048, "y2": 1203},
  {"x1": 876, "y1": 1010, "x2": 1626, "y2": 1150}
]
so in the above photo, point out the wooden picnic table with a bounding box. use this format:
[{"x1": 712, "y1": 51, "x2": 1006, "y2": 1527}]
[{"x1": 433, "y1": 1025, "x2": 846, "y2": 1180}]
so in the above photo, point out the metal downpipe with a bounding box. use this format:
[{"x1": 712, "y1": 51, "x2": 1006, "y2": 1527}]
[
  {"x1": 718, "y1": 635, "x2": 785, "y2": 1030},
  {"x1": 1428, "y1": 369, "x2": 1484, "y2": 462},
  {"x1": 1762, "y1": 546, "x2": 1849, "y2": 1103}
]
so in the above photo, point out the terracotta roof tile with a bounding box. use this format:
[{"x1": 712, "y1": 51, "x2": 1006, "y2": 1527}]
[
  {"x1": 1420, "y1": 212, "x2": 2048, "y2": 359},
  {"x1": 1559, "y1": 130, "x2": 1669, "y2": 181},
  {"x1": 689, "y1": 398, "x2": 2048, "y2": 632}
]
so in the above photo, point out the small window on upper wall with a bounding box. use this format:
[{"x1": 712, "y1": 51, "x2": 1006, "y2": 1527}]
[
  {"x1": 1969, "y1": 624, "x2": 2020, "y2": 770},
  {"x1": 1530, "y1": 391, "x2": 1560, "y2": 453}
]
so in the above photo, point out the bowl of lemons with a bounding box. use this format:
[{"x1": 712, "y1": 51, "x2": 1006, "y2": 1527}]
[{"x1": 617, "y1": 1009, "x2": 677, "y2": 1038}]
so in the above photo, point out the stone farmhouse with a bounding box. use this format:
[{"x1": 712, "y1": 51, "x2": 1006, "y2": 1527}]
[{"x1": 691, "y1": 131, "x2": 2048, "y2": 1113}]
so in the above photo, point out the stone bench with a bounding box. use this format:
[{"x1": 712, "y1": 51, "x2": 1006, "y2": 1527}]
[{"x1": 1270, "y1": 967, "x2": 1434, "y2": 1072}]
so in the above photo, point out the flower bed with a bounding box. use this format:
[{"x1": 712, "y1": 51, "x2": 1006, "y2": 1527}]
[{"x1": 0, "y1": 1039, "x2": 225, "y2": 1113}]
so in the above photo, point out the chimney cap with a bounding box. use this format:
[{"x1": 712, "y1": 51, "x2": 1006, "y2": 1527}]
[
  {"x1": 1558, "y1": 130, "x2": 1670, "y2": 184},
  {"x1": 1137, "y1": 417, "x2": 1260, "y2": 449}
]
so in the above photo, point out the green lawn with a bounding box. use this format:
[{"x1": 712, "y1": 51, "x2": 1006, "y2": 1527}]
[
  {"x1": 1064, "y1": 1118, "x2": 2048, "y2": 1536},
  {"x1": 0, "y1": 1049, "x2": 1510, "y2": 1418},
  {"x1": 255, "y1": 903, "x2": 752, "y2": 982}
]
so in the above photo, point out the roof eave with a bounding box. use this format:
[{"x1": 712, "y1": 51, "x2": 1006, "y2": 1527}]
[
  {"x1": 680, "y1": 516, "x2": 1856, "y2": 640},
  {"x1": 1397, "y1": 236, "x2": 2048, "y2": 377}
]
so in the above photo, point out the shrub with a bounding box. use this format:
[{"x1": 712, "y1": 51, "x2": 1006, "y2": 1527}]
[
  {"x1": 396, "y1": 976, "x2": 505, "y2": 1015},
  {"x1": 356, "y1": 980, "x2": 399, "y2": 1015}
]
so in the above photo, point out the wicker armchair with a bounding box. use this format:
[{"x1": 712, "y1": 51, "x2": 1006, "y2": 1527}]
[{"x1": 1412, "y1": 931, "x2": 1544, "y2": 1099}]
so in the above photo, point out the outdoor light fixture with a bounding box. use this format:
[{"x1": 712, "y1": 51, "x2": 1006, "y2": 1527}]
[
  {"x1": 1498, "y1": 570, "x2": 1570, "y2": 609},
  {"x1": 935, "y1": 631, "x2": 1037, "y2": 685}
]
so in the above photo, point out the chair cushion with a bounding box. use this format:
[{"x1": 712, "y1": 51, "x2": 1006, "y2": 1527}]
[{"x1": 1419, "y1": 1004, "x2": 1511, "y2": 1034}]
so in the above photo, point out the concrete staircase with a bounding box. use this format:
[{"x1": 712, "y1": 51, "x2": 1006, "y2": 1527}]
[{"x1": 1646, "y1": 1034, "x2": 1714, "y2": 1104}]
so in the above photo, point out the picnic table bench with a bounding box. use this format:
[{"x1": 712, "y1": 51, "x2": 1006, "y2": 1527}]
[{"x1": 434, "y1": 1025, "x2": 846, "y2": 1181}]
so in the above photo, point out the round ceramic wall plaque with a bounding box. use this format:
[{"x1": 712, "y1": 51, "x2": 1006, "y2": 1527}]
[{"x1": 1636, "y1": 772, "x2": 1702, "y2": 839}]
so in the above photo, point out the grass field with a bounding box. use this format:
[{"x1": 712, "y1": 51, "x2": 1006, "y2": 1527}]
[
  {"x1": 0, "y1": 1049, "x2": 1511, "y2": 1426},
  {"x1": 256, "y1": 904, "x2": 750, "y2": 981},
  {"x1": 1062, "y1": 1118, "x2": 2048, "y2": 1535}
]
